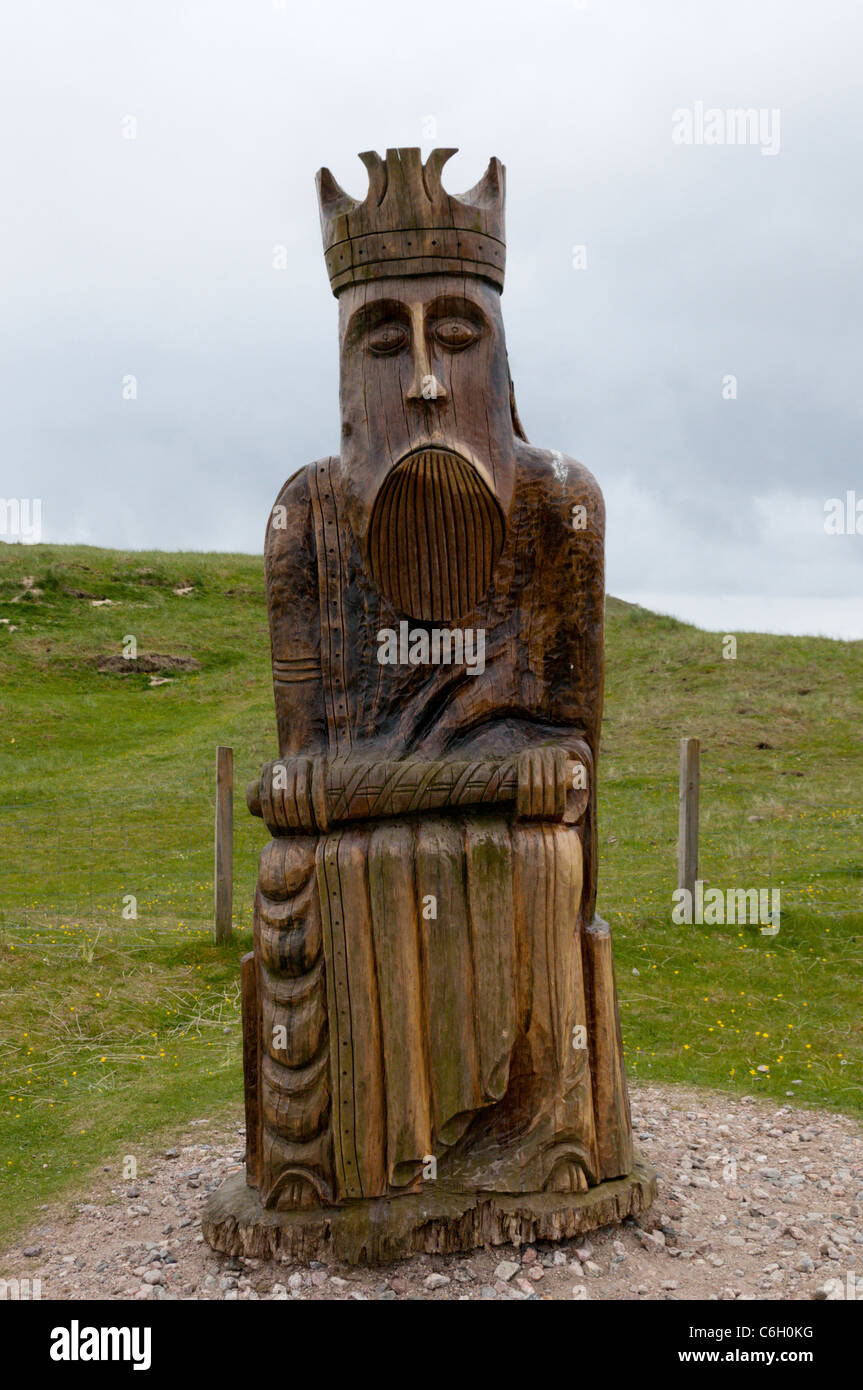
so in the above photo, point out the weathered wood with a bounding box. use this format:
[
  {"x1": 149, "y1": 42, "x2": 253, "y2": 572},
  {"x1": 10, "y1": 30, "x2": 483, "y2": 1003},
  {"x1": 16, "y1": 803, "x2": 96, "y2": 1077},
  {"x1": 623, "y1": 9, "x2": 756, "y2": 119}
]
[
  {"x1": 203, "y1": 1161, "x2": 657, "y2": 1266},
  {"x1": 678, "y1": 736, "x2": 700, "y2": 899},
  {"x1": 214, "y1": 745, "x2": 233, "y2": 943},
  {"x1": 241, "y1": 952, "x2": 261, "y2": 1186},
  {"x1": 204, "y1": 146, "x2": 652, "y2": 1261}
]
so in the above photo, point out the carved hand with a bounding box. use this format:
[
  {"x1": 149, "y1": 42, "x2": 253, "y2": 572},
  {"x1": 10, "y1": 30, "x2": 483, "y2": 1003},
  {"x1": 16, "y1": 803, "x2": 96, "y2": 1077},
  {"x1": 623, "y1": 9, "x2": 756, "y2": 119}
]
[{"x1": 247, "y1": 755, "x2": 323, "y2": 836}]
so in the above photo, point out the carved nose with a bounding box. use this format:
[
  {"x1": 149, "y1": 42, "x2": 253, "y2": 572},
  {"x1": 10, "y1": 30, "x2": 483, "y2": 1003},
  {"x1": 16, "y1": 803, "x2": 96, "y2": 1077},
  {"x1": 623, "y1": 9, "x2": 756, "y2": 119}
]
[
  {"x1": 406, "y1": 369, "x2": 448, "y2": 403},
  {"x1": 406, "y1": 332, "x2": 447, "y2": 403}
]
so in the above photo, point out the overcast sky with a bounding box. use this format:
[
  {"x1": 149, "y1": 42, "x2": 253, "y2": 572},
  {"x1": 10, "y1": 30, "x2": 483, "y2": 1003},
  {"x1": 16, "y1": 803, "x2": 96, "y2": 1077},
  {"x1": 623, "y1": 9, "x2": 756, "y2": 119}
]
[{"x1": 2, "y1": 0, "x2": 861, "y2": 636}]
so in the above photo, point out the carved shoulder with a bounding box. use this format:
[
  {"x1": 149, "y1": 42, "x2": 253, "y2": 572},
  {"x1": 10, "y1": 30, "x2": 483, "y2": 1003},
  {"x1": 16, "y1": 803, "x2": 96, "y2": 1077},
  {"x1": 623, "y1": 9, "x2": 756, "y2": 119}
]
[
  {"x1": 515, "y1": 444, "x2": 605, "y2": 539},
  {"x1": 265, "y1": 465, "x2": 314, "y2": 578},
  {"x1": 264, "y1": 463, "x2": 328, "y2": 756},
  {"x1": 508, "y1": 443, "x2": 606, "y2": 737},
  {"x1": 264, "y1": 461, "x2": 336, "y2": 625},
  {"x1": 559, "y1": 454, "x2": 605, "y2": 527}
]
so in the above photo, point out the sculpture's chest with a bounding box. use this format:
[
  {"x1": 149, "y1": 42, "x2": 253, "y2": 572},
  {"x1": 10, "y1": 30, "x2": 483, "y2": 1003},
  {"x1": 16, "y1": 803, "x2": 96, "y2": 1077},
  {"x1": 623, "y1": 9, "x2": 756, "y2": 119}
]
[{"x1": 308, "y1": 459, "x2": 555, "y2": 756}]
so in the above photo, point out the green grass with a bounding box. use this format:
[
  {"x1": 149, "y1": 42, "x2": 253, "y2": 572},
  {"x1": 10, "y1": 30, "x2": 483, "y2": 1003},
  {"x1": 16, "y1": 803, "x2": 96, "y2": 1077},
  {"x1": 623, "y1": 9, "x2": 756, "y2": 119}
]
[
  {"x1": 600, "y1": 596, "x2": 862, "y2": 1110},
  {"x1": 0, "y1": 546, "x2": 860, "y2": 1248}
]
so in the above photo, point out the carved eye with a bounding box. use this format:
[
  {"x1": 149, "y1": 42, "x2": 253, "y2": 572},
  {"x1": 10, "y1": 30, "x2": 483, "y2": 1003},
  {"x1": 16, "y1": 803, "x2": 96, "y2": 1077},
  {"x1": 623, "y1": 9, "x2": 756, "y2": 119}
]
[
  {"x1": 368, "y1": 322, "x2": 408, "y2": 355},
  {"x1": 432, "y1": 318, "x2": 479, "y2": 350}
]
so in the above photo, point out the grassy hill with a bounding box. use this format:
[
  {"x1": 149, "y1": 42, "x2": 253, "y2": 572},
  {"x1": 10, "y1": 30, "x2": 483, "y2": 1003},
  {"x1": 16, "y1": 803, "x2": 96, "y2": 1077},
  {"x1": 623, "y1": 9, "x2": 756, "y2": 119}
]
[{"x1": 0, "y1": 544, "x2": 861, "y2": 1246}]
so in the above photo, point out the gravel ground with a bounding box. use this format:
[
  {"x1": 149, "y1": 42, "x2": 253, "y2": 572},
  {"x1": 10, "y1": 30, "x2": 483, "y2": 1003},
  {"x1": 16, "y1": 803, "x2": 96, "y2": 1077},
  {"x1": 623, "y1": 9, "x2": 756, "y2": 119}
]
[{"x1": 4, "y1": 1083, "x2": 862, "y2": 1302}]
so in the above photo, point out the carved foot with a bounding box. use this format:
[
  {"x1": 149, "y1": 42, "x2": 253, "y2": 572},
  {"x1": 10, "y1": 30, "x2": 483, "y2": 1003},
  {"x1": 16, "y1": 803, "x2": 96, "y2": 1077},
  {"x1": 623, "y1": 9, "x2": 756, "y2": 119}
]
[
  {"x1": 544, "y1": 1157, "x2": 589, "y2": 1193},
  {"x1": 274, "y1": 1176, "x2": 323, "y2": 1212}
]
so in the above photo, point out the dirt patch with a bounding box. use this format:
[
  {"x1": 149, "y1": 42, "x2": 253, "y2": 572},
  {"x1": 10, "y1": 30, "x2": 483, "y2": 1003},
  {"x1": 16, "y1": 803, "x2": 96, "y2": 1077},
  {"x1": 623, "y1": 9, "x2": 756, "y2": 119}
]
[
  {"x1": 3, "y1": 1083, "x2": 860, "y2": 1302},
  {"x1": 95, "y1": 654, "x2": 201, "y2": 675},
  {"x1": 9, "y1": 577, "x2": 43, "y2": 603}
]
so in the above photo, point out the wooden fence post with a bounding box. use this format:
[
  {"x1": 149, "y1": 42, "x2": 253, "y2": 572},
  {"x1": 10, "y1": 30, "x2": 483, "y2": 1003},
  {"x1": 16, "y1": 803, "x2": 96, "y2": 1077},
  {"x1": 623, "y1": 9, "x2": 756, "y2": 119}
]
[
  {"x1": 214, "y1": 746, "x2": 234, "y2": 943},
  {"x1": 678, "y1": 736, "x2": 700, "y2": 900}
]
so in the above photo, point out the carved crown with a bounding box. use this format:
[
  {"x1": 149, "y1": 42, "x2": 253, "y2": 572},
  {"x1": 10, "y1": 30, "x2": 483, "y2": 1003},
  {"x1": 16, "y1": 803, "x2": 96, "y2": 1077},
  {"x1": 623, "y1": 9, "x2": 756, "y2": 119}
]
[{"x1": 316, "y1": 148, "x2": 506, "y2": 296}]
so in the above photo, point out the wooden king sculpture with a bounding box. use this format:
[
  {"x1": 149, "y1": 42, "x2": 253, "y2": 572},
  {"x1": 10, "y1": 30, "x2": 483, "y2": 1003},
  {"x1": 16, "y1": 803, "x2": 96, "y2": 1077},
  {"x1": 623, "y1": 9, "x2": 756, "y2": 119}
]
[{"x1": 203, "y1": 148, "x2": 655, "y2": 1263}]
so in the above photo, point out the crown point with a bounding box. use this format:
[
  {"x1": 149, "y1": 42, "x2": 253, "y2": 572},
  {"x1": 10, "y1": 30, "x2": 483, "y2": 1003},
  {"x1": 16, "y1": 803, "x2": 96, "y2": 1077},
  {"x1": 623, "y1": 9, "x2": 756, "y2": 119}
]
[
  {"x1": 315, "y1": 166, "x2": 355, "y2": 215},
  {"x1": 423, "y1": 148, "x2": 459, "y2": 201},
  {"x1": 455, "y1": 155, "x2": 505, "y2": 210},
  {"x1": 358, "y1": 151, "x2": 387, "y2": 207}
]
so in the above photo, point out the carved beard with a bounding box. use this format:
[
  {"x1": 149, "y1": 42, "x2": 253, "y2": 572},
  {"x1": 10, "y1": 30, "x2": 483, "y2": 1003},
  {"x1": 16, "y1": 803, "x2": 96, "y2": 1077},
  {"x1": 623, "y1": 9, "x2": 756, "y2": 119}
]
[{"x1": 366, "y1": 447, "x2": 505, "y2": 623}]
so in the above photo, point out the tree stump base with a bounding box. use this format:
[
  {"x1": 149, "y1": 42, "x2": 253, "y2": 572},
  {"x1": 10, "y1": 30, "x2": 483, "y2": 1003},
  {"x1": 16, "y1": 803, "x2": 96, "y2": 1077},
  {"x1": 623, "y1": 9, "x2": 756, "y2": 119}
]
[{"x1": 201, "y1": 1158, "x2": 657, "y2": 1266}]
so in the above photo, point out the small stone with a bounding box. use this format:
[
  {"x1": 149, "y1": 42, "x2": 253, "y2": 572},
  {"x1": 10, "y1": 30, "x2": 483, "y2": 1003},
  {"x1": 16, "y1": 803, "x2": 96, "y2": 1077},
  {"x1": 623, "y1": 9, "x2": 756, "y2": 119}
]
[
  {"x1": 423, "y1": 1273, "x2": 450, "y2": 1290},
  {"x1": 494, "y1": 1260, "x2": 519, "y2": 1283},
  {"x1": 641, "y1": 1230, "x2": 666, "y2": 1251}
]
